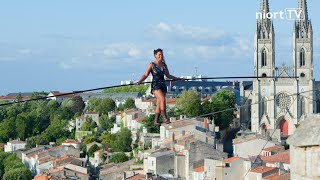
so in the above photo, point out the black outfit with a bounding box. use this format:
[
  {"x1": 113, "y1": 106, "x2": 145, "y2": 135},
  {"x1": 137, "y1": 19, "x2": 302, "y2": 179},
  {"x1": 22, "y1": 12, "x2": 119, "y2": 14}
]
[{"x1": 150, "y1": 61, "x2": 167, "y2": 94}]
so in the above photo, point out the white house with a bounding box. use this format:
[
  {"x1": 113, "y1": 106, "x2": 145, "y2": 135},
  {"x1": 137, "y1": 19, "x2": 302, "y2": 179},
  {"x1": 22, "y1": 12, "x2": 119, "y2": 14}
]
[{"x1": 4, "y1": 139, "x2": 26, "y2": 152}]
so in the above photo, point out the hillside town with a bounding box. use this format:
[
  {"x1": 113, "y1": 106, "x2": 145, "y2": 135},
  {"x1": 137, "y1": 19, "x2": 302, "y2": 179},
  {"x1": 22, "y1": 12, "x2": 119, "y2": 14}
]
[{"x1": 1, "y1": 0, "x2": 320, "y2": 180}]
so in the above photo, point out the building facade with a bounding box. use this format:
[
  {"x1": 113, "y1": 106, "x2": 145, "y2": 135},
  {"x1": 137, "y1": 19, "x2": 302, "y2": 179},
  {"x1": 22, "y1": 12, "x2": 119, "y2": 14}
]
[{"x1": 240, "y1": 0, "x2": 320, "y2": 136}]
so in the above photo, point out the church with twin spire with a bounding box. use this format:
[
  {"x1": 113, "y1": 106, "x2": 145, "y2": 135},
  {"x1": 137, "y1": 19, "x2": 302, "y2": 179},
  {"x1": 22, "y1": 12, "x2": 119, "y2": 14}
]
[{"x1": 240, "y1": 0, "x2": 319, "y2": 138}]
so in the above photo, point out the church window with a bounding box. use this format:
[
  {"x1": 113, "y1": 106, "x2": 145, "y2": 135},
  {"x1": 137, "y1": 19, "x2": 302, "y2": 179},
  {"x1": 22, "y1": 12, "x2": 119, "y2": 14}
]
[
  {"x1": 300, "y1": 48, "x2": 306, "y2": 67},
  {"x1": 276, "y1": 93, "x2": 291, "y2": 109},
  {"x1": 261, "y1": 49, "x2": 267, "y2": 67}
]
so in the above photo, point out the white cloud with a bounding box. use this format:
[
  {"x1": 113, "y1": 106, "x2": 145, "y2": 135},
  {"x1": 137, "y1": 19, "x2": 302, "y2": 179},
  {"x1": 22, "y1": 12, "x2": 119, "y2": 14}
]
[
  {"x1": 103, "y1": 43, "x2": 141, "y2": 59},
  {"x1": 147, "y1": 22, "x2": 228, "y2": 45},
  {"x1": 59, "y1": 43, "x2": 145, "y2": 70}
]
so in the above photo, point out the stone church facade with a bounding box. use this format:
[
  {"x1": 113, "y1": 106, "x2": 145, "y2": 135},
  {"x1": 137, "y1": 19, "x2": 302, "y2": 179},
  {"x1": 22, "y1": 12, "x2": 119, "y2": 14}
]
[{"x1": 240, "y1": 0, "x2": 320, "y2": 137}]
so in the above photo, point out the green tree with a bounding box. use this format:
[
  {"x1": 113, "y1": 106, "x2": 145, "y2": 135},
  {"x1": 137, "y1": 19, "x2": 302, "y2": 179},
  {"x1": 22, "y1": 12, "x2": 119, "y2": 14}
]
[
  {"x1": 97, "y1": 98, "x2": 116, "y2": 115},
  {"x1": 15, "y1": 113, "x2": 29, "y2": 140},
  {"x1": 123, "y1": 98, "x2": 135, "y2": 109},
  {"x1": 201, "y1": 100, "x2": 214, "y2": 119},
  {"x1": 103, "y1": 84, "x2": 148, "y2": 95},
  {"x1": 83, "y1": 135, "x2": 95, "y2": 145},
  {"x1": 111, "y1": 128, "x2": 132, "y2": 152},
  {"x1": 70, "y1": 96, "x2": 85, "y2": 114},
  {"x1": 109, "y1": 152, "x2": 129, "y2": 163},
  {"x1": 99, "y1": 128, "x2": 132, "y2": 152},
  {"x1": 0, "y1": 118, "x2": 16, "y2": 142},
  {"x1": 3, "y1": 167, "x2": 31, "y2": 180},
  {"x1": 99, "y1": 115, "x2": 116, "y2": 131},
  {"x1": 211, "y1": 90, "x2": 236, "y2": 130},
  {"x1": 90, "y1": 121, "x2": 97, "y2": 131},
  {"x1": 176, "y1": 90, "x2": 202, "y2": 117},
  {"x1": 81, "y1": 121, "x2": 90, "y2": 131},
  {"x1": 87, "y1": 98, "x2": 116, "y2": 115},
  {"x1": 142, "y1": 115, "x2": 160, "y2": 133},
  {"x1": 87, "y1": 144, "x2": 101, "y2": 157}
]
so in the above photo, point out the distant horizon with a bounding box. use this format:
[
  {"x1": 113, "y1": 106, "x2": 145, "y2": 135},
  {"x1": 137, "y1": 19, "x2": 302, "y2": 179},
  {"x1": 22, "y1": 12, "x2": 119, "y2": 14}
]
[{"x1": 1, "y1": 0, "x2": 319, "y2": 95}]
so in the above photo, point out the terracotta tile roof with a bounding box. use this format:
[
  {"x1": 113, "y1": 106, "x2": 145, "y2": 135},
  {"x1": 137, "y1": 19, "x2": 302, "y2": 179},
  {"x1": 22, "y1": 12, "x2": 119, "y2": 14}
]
[
  {"x1": 193, "y1": 166, "x2": 204, "y2": 172},
  {"x1": 62, "y1": 139, "x2": 81, "y2": 144},
  {"x1": 260, "y1": 150, "x2": 290, "y2": 164},
  {"x1": 264, "y1": 172, "x2": 290, "y2": 180},
  {"x1": 223, "y1": 156, "x2": 240, "y2": 163},
  {"x1": 0, "y1": 96, "x2": 29, "y2": 100},
  {"x1": 8, "y1": 139, "x2": 26, "y2": 144},
  {"x1": 263, "y1": 145, "x2": 284, "y2": 152},
  {"x1": 77, "y1": 115, "x2": 86, "y2": 119},
  {"x1": 251, "y1": 166, "x2": 277, "y2": 174},
  {"x1": 32, "y1": 174, "x2": 49, "y2": 180},
  {"x1": 126, "y1": 173, "x2": 145, "y2": 180},
  {"x1": 38, "y1": 155, "x2": 54, "y2": 164}
]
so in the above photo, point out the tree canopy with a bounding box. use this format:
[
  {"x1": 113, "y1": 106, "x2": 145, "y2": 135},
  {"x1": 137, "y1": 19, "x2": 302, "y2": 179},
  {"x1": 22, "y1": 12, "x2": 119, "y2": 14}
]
[{"x1": 176, "y1": 90, "x2": 202, "y2": 117}]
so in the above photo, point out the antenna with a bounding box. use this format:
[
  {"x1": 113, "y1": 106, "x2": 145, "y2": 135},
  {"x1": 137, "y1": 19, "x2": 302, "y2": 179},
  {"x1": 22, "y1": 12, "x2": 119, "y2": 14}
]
[{"x1": 195, "y1": 66, "x2": 198, "y2": 77}]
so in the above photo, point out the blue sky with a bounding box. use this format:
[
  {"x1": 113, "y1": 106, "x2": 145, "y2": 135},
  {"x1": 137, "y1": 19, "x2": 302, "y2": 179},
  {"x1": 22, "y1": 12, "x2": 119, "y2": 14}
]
[{"x1": 0, "y1": 0, "x2": 319, "y2": 95}]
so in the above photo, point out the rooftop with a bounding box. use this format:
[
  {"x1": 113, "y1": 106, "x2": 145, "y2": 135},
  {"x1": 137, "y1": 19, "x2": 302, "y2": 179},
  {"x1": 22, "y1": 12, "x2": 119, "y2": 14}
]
[
  {"x1": 149, "y1": 150, "x2": 174, "y2": 158},
  {"x1": 223, "y1": 156, "x2": 240, "y2": 163},
  {"x1": 62, "y1": 139, "x2": 81, "y2": 144},
  {"x1": 7, "y1": 139, "x2": 26, "y2": 144},
  {"x1": 260, "y1": 150, "x2": 290, "y2": 164},
  {"x1": 251, "y1": 166, "x2": 277, "y2": 174},
  {"x1": 193, "y1": 166, "x2": 204, "y2": 172},
  {"x1": 287, "y1": 114, "x2": 320, "y2": 147},
  {"x1": 264, "y1": 172, "x2": 290, "y2": 180},
  {"x1": 263, "y1": 145, "x2": 284, "y2": 152}
]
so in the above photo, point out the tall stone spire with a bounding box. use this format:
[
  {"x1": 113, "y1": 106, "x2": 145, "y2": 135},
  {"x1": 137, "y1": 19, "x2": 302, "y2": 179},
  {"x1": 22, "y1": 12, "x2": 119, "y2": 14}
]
[
  {"x1": 292, "y1": 0, "x2": 313, "y2": 80},
  {"x1": 260, "y1": 0, "x2": 269, "y2": 15},
  {"x1": 298, "y1": 0, "x2": 308, "y2": 21}
]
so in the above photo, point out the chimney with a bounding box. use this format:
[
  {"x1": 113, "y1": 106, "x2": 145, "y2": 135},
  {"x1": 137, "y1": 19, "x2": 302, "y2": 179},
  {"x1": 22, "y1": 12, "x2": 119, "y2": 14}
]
[
  {"x1": 181, "y1": 130, "x2": 185, "y2": 136},
  {"x1": 171, "y1": 132, "x2": 175, "y2": 142},
  {"x1": 204, "y1": 119, "x2": 209, "y2": 130}
]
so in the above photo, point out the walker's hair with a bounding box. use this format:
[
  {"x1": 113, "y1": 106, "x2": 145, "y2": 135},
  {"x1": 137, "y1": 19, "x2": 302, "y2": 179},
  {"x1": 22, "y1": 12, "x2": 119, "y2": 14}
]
[{"x1": 153, "y1": 48, "x2": 163, "y2": 55}]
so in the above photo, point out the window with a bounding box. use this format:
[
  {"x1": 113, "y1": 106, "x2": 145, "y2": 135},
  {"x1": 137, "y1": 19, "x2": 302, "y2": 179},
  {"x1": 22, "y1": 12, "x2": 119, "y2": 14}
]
[
  {"x1": 225, "y1": 163, "x2": 230, "y2": 167},
  {"x1": 317, "y1": 99, "x2": 320, "y2": 113},
  {"x1": 261, "y1": 49, "x2": 267, "y2": 67},
  {"x1": 300, "y1": 48, "x2": 306, "y2": 67}
]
